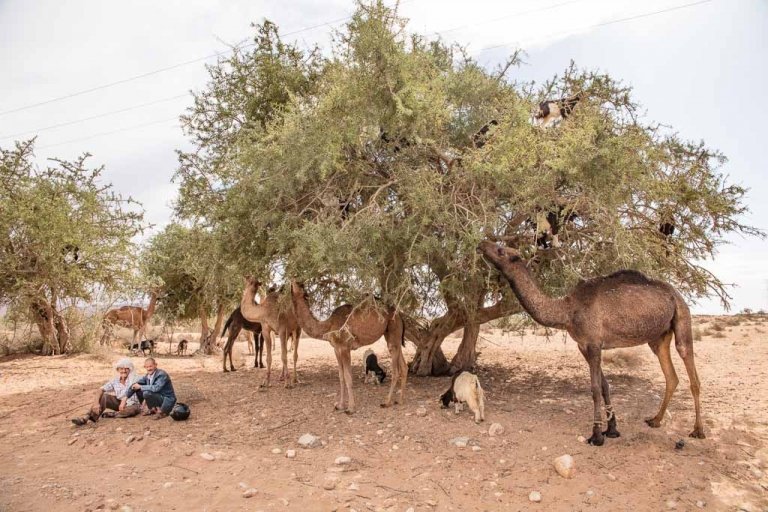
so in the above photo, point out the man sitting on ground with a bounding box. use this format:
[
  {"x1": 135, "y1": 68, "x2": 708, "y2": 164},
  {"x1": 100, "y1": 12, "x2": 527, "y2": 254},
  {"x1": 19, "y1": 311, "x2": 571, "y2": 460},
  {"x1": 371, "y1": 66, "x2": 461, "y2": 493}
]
[
  {"x1": 71, "y1": 358, "x2": 141, "y2": 425},
  {"x1": 127, "y1": 357, "x2": 177, "y2": 420}
]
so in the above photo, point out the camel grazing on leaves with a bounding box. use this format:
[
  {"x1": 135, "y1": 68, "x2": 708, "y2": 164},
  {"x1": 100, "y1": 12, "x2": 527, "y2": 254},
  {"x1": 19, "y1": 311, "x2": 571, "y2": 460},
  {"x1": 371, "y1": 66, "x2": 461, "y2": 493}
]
[
  {"x1": 478, "y1": 241, "x2": 704, "y2": 446},
  {"x1": 101, "y1": 290, "x2": 160, "y2": 346},
  {"x1": 220, "y1": 306, "x2": 265, "y2": 372},
  {"x1": 290, "y1": 281, "x2": 407, "y2": 413},
  {"x1": 240, "y1": 277, "x2": 301, "y2": 388}
]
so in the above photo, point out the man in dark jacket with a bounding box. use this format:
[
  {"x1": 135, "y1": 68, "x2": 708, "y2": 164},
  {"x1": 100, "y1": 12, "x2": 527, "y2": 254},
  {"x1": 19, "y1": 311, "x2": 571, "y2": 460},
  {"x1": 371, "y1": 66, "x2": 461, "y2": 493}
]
[{"x1": 127, "y1": 357, "x2": 177, "y2": 420}]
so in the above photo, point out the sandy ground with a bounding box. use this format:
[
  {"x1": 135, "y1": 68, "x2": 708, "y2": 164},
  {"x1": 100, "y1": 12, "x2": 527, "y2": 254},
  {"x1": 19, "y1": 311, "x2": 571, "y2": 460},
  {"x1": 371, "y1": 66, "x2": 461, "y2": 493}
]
[{"x1": 1, "y1": 316, "x2": 767, "y2": 512}]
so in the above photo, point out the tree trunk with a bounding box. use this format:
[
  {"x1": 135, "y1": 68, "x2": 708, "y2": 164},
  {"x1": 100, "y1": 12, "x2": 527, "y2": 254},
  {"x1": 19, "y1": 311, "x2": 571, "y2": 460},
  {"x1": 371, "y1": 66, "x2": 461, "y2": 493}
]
[
  {"x1": 405, "y1": 294, "x2": 520, "y2": 377},
  {"x1": 405, "y1": 309, "x2": 463, "y2": 377},
  {"x1": 410, "y1": 336, "x2": 451, "y2": 376},
  {"x1": 449, "y1": 320, "x2": 480, "y2": 374},
  {"x1": 52, "y1": 309, "x2": 71, "y2": 354},
  {"x1": 31, "y1": 299, "x2": 71, "y2": 355},
  {"x1": 198, "y1": 305, "x2": 213, "y2": 354},
  {"x1": 211, "y1": 303, "x2": 225, "y2": 345}
]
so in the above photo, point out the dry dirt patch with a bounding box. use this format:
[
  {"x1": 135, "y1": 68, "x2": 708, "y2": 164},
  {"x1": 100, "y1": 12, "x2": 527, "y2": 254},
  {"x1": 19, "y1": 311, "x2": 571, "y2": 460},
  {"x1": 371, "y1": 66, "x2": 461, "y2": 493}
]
[{"x1": 1, "y1": 319, "x2": 767, "y2": 511}]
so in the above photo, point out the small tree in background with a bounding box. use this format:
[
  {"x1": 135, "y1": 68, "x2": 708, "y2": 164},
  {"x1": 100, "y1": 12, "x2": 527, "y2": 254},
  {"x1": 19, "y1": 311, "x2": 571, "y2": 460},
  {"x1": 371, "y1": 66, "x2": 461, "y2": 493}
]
[
  {"x1": 0, "y1": 140, "x2": 145, "y2": 354},
  {"x1": 141, "y1": 223, "x2": 241, "y2": 354},
  {"x1": 174, "y1": 2, "x2": 761, "y2": 374}
]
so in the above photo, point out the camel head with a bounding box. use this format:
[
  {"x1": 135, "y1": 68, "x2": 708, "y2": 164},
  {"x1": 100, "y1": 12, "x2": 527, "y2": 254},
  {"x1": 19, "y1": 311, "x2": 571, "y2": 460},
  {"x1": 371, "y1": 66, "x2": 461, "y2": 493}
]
[
  {"x1": 243, "y1": 275, "x2": 262, "y2": 291},
  {"x1": 477, "y1": 240, "x2": 522, "y2": 268},
  {"x1": 290, "y1": 280, "x2": 307, "y2": 299}
]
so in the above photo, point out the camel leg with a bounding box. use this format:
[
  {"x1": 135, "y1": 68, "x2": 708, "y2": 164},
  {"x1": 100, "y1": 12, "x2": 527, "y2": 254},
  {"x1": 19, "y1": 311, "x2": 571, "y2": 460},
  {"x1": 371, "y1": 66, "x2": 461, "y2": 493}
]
[
  {"x1": 340, "y1": 347, "x2": 355, "y2": 414},
  {"x1": 279, "y1": 331, "x2": 291, "y2": 388},
  {"x1": 222, "y1": 335, "x2": 235, "y2": 372},
  {"x1": 678, "y1": 344, "x2": 705, "y2": 439},
  {"x1": 259, "y1": 334, "x2": 265, "y2": 368},
  {"x1": 382, "y1": 316, "x2": 407, "y2": 407},
  {"x1": 261, "y1": 330, "x2": 273, "y2": 388},
  {"x1": 398, "y1": 350, "x2": 408, "y2": 405},
  {"x1": 580, "y1": 344, "x2": 606, "y2": 446},
  {"x1": 255, "y1": 333, "x2": 264, "y2": 368},
  {"x1": 247, "y1": 332, "x2": 254, "y2": 355},
  {"x1": 291, "y1": 332, "x2": 300, "y2": 385},
  {"x1": 600, "y1": 368, "x2": 620, "y2": 438},
  {"x1": 646, "y1": 332, "x2": 678, "y2": 428},
  {"x1": 381, "y1": 348, "x2": 398, "y2": 408},
  {"x1": 333, "y1": 344, "x2": 346, "y2": 411}
]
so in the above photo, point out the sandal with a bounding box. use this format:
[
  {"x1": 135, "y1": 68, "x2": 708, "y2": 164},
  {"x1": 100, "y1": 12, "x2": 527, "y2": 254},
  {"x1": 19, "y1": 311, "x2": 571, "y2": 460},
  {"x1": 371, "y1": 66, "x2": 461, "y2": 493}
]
[{"x1": 71, "y1": 416, "x2": 88, "y2": 426}]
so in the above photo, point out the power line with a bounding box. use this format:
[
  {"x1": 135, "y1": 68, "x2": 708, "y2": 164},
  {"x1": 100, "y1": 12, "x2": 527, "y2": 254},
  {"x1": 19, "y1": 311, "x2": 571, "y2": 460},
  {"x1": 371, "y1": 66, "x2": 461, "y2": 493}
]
[
  {"x1": 24, "y1": 0, "x2": 714, "y2": 152},
  {"x1": 475, "y1": 0, "x2": 712, "y2": 55},
  {"x1": 2, "y1": 0, "x2": 586, "y2": 140},
  {"x1": 0, "y1": 93, "x2": 189, "y2": 141},
  {"x1": 0, "y1": 1, "x2": 412, "y2": 118},
  {"x1": 37, "y1": 117, "x2": 180, "y2": 150},
  {"x1": 429, "y1": 0, "x2": 589, "y2": 38}
]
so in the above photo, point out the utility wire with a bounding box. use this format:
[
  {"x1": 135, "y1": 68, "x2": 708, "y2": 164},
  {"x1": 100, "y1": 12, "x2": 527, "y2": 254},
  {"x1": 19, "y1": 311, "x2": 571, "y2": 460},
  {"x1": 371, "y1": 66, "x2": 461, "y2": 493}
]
[
  {"x1": 475, "y1": 0, "x2": 712, "y2": 55},
  {"x1": 0, "y1": 93, "x2": 188, "y2": 141},
  {"x1": 4, "y1": 0, "x2": 585, "y2": 139},
  {"x1": 28, "y1": 0, "x2": 713, "y2": 150},
  {"x1": 0, "y1": 0, "x2": 413, "y2": 118},
  {"x1": 429, "y1": 0, "x2": 589, "y2": 38},
  {"x1": 36, "y1": 117, "x2": 180, "y2": 150}
]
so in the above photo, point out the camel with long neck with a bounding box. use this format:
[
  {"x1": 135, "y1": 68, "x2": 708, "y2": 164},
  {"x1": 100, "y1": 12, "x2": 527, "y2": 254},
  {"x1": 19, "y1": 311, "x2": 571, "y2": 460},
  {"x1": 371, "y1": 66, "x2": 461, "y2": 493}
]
[
  {"x1": 478, "y1": 241, "x2": 704, "y2": 446},
  {"x1": 102, "y1": 290, "x2": 159, "y2": 346},
  {"x1": 240, "y1": 277, "x2": 301, "y2": 388},
  {"x1": 290, "y1": 281, "x2": 407, "y2": 413}
]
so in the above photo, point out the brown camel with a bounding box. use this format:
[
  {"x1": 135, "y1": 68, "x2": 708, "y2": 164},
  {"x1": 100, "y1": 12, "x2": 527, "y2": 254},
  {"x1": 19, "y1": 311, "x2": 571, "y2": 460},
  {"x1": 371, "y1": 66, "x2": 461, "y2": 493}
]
[
  {"x1": 101, "y1": 290, "x2": 160, "y2": 346},
  {"x1": 220, "y1": 306, "x2": 264, "y2": 372},
  {"x1": 240, "y1": 277, "x2": 301, "y2": 388},
  {"x1": 478, "y1": 241, "x2": 704, "y2": 446},
  {"x1": 290, "y1": 281, "x2": 407, "y2": 413}
]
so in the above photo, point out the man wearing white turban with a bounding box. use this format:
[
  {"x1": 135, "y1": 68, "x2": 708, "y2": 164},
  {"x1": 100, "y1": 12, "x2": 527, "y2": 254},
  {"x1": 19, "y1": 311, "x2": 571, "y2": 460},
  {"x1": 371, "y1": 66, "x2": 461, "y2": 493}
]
[{"x1": 71, "y1": 358, "x2": 141, "y2": 425}]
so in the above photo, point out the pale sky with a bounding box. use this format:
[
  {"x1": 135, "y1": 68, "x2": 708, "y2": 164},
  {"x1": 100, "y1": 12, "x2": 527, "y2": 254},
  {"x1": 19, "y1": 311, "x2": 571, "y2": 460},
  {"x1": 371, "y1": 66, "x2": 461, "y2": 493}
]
[{"x1": 1, "y1": 0, "x2": 765, "y2": 313}]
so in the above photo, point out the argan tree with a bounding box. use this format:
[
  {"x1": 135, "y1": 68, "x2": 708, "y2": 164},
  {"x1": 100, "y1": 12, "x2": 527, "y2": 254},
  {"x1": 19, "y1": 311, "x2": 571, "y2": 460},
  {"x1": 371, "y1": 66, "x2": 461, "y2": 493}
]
[
  {"x1": 0, "y1": 140, "x2": 144, "y2": 354},
  {"x1": 175, "y1": 2, "x2": 760, "y2": 375}
]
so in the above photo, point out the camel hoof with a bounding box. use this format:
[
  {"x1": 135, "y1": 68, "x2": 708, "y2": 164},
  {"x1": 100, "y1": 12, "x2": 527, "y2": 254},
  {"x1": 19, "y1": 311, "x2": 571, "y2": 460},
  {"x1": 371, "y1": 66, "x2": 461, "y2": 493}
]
[
  {"x1": 259, "y1": 364, "x2": 265, "y2": 368},
  {"x1": 587, "y1": 434, "x2": 605, "y2": 446},
  {"x1": 223, "y1": 369, "x2": 229, "y2": 373},
  {"x1": 230, "y1": 367, "x2": 237, "y2": 372},
  {"x1": 645, "y1": 418, "x2": 662, "y2": 428},
  {"x1": 344, "y1": 409, "x2": 355, "y2": 415},
  {"x1": 603, "y1": 429, "x2": 621, "y2": 438},
  {"x1": 380, "y1": 403, "x2": 391, "y2": 408},
  {"x1": 689, "y1": 429, "x2": 706, "y2": 439}
]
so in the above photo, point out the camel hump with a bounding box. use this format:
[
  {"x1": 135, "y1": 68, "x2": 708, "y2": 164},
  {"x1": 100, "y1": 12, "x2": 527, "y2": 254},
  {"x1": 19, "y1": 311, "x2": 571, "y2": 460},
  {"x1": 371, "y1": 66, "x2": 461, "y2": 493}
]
[{"x1": 604, "y1": 269, "x2": 653, "y2": 285}]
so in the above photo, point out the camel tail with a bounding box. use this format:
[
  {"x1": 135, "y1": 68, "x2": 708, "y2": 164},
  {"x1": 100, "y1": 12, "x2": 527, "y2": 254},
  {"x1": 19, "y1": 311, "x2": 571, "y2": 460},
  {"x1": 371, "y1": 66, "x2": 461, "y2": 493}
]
[
  {"x1": 671, "y1": 291, "x2": 694, "y2": 358},
  {"x1": 221, "y1": 311, "x2": 235, "y2": 337}
]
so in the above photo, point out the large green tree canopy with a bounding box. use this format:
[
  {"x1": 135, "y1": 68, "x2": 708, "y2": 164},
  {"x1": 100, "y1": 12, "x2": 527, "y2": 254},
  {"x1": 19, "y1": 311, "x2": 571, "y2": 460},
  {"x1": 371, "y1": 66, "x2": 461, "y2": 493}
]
[
  {"x1": 0, "y1": 140, "x2": 145, "y2": 354},
  {"x1": 174, "y1": 1, "x2": 759, "y2": 375}
]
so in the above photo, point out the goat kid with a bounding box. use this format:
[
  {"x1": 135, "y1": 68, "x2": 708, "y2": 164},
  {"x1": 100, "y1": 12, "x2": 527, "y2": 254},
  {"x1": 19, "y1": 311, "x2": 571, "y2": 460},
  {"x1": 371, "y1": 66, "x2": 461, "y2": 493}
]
[
  {"x1": 130, "y1": 339, "x2": 155, "y2": 356},
  {"x1": 440, "y1": 371, "x2": 486, "y2": 423},
  {"x1": 362, "y1": 349, "x2": 387, "y2": 385}
]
